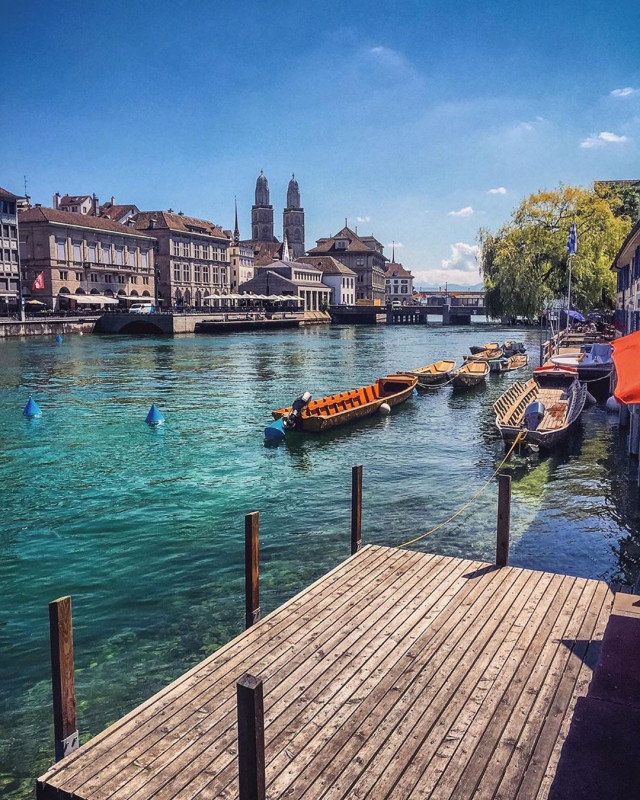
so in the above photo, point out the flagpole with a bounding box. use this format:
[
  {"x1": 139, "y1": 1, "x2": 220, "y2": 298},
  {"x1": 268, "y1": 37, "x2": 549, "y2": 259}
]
[
  {"x1": 16, "y1": 205, "x2": 25, "y2": 322},
  {"x1": 566, "y1": 254, "x2": 572, "y2": 331}
]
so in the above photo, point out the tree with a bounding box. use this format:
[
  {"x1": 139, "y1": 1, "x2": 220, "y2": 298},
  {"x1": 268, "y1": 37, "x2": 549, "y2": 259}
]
[{"x1": 479, "y1": 184, "x2": 631, "y2": 319}]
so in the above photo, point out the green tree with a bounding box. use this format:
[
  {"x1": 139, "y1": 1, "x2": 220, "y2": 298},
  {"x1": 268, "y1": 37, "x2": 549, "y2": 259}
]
[{"x1": 479, "y1": 184, "x2": 631, "y2": 319}]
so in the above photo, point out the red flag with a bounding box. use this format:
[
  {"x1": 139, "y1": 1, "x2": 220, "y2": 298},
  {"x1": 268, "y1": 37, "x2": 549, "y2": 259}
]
[{"x1": 32, "y1": 271, "x2": 45, "y2": 290}]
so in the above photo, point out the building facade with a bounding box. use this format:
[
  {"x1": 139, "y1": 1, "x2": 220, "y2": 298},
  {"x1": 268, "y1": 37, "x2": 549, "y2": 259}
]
[
  {"x1": 132, "y1": 211, "x2": 230, "y2": 307},
  {"x1": 298, "y1": 255, "x2": 355, "y2": 305},
  {"x1": 283, "y1": 175, "x2": 305, "y2": 259},
  {"x1": 229, "y1": 201, "x2": 255, "y2": 291},
  {"x1": 0, "y1": 187, "x2": 21, "y2": 313},
  {"x1": 19, "y1": 206, "x2": 156, "y2": 310},
  {"x1": 239, "y1": 260, "x2": 330, "y2": 311},
  {"x1": 306, "y1": 225, "x2": 387, "y2": 303},
  {"x1": 384, "y1": 260, "x2": 414, "y2": 303},
  {"x1": 612, "y1": 218, "x2": 640, "y2": 334}
]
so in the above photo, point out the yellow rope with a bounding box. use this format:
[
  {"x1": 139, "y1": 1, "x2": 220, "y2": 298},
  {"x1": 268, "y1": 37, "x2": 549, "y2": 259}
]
[{"x1": 397, "y1": 431, "x2": 526, "y2": 548}]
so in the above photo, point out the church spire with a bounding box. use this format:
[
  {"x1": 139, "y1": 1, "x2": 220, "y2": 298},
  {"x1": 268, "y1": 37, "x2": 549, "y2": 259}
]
[
  {"x1": 234, "y1": 197, "x2": 240, "y2": 244},
  {"x1": 392, "y1": 240, "x2": 395, "y2": 263},
  {"x1": 282, "y1": 232, "x2": 291, "y2": 262}
]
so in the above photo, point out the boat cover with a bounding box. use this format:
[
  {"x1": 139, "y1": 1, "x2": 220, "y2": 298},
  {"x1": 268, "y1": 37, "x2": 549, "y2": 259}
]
[{"x1": 612, "y1": 331, "x2": 640, "y2": 404}]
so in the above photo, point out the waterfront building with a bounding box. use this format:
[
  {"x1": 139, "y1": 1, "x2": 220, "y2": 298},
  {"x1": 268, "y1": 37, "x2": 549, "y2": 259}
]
[
  {"x1": 132, "y1": 210, "x2": 230, "y2": 308},
  {"x1": 100, "y1": 198, "x2": 140, "y2": 225},
  {"x1": 53, "y1": 192, "x2": 140, "y2": 225},
  {"x1": 229, "y1": 201, "x2": 255, "y2": 291},
  {"x1": 612, "y1": 217, "x2": 640, "y2": 334},
  {"x1": 306, "y1": 225, "x2": 387, "y2": 303},
  {"x1": 297, "y1": 255, "x2": 356, "y2": 305},
  {"x1": 19, "y1": 206, "x2": 156, "y2": 311},
  {"x1": 383, "y1": 255, "x2": 414, "y2": 303},
  {"x1": 239, "y1": 259, "x2": 330, "y2": 311},
  {"x1": 0, "y1": 186, "x2": 21, "y2": 314}
]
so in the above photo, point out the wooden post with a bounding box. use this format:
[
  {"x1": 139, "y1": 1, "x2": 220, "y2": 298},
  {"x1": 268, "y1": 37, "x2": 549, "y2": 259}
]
[
  {"x1": 496, "y1": 474, "x2": 511, "y2": 567},
  {"x1": 351, "y1": 465, "x2": 363, "y2": 555},
  {"x1": 245, "y1": 512, "x2": 260, "y2": 628},
  {"x1": 49, "y1": 596, "x2": 79, "y2": 761},
  {"x1": 237, "y1": 674, "x2": 266, "y2": 800}
]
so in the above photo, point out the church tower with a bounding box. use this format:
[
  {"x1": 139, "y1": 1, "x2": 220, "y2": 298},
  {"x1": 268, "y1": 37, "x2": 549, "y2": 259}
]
[
  {"x1": 283, "y1": 174, "x2": 305, "y2": 259},
  {"x1": 251, "y1": 170, "x2": 274, "y2": 241}
]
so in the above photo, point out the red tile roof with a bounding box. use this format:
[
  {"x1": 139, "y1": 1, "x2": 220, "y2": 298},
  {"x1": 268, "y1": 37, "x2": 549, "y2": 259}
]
[
  {"x1": 19, "y1": 206, "x2": 156, "y2": 238},
  {"x1": 308, "y1": 226, "x2": 388, "y2": 257},
  {"x1": 133, "y1": 211, "x2": 229, "y2": 240},
  {"x1": 100, "y1": 203, "x2": 139, "y2": 220},
  {"x1": 297, "y1": 255, "x2": 356, "y2": 275},
  {"x1": 0, "y1": 186, "x2": 21, "y2": 200},
  {"x1": 384, "y1": 262, "x2": 413, "y2": 279}
]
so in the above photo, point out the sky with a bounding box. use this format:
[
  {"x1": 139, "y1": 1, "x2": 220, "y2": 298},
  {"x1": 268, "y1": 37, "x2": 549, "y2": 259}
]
[{"x1": 2, "y1": 0, "x2": 640, "y2": 288}]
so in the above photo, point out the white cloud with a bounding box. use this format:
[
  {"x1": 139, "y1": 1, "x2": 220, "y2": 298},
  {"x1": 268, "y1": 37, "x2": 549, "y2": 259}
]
[
  {"x1": 580, "y1": 131, "x2": 628, "y2": 148},
  {"x1": 487, "y1": 187, "x2": 507, "y2": 195},
  {"x1": 441, "y1": 242, "x2": 480, "y2": 272},
  {"x1": 355, "y1": 215, "x2": 370, "y2": 223},
  {"x1": 611, "y1": 87, "x2": 638, "y2": 97},
  {"x1": 385, "y1": 242, "x2": 404, "y2": 249},
  {"x1": 368, "y1": 46, "x2": 407, "y2": 70},
  {"x1": 448, "y1": 206, "x2": 474, "y2": 217}
]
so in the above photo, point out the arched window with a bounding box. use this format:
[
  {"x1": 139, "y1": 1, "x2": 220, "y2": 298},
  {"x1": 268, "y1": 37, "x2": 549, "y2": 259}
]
[
  {"x1": 130, "y1": 290, "x2": 139, "y2": 296},
  {"x1": 184, "y1": 288, "x2": 192, "y2": 306},
  {"x1": 142, "y1": 290, "x2": 151, "y2": 297},
  {"x1": 104, "y1": 289, "x2": 114, "y2": 297},
  {"x1": 90, "y1": 288, "x2": 99, "y2": 295},
  {"x1": 261, "y1": 226, "x2": 269, "y2": 238},
  {"x1": 175, "y1": 289, "x2": 183, "y2": 305},
  {"x1": 195, "y1": 289, "x2": 202, "y2": 307},
  {"x1": 59, "y1": 286, "x2": 70, "y2": 294},
  {"x1": 76, "y1": 288, "x2": 86, "y2": 295},
  {"x1": 294, "y1": 228, "x2": 301, "y2": 241},
  {"x1": 253, "y1": 226, "x2": 258, "y2": 238}
]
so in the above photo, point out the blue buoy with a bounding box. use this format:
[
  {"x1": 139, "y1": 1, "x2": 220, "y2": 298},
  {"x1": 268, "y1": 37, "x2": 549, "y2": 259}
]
[
  {"x1": 56, "y1": 335, "x2": 63, "y2": 343},
  {"x1": 264, "y1": 417, "x2": 286, "y2": 442},
  {"x1": 145, "y1": 403, "x2": 165, "y2": 426},
  {"x1": 23, "y1": 397, "x2": 42, "y2": 419}
]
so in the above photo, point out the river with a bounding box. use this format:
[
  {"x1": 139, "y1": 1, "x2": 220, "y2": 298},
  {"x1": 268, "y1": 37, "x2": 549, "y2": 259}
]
[{"x1": 1, "y1": 323, "x2": 639, "y2": 797}]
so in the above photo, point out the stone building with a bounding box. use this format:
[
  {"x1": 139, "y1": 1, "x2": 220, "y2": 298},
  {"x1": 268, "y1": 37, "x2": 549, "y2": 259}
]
[
  {"x1": 229, "y1": 201, "x2": 255, "y2": 291},
  {"x1": 132, "y1": 210, "x2": 230, "y2": 308},
  {"x1": 384, "y1": 257, "x2": 414, "y2": 303},
  {"x1": 19, "y1": 206, "x2": 156, "y2": 311},
  {"x1": 0, "y1": 186, "x2": 21, "y2": 314},
  {"x1": 239, "y1": 260, "x2": 330, "y2": 311},
  {"x1": 53, "y1": 192, "x2": 139, "y2": 224},
  {"x1": 306, "y1": 225, "x2": 387, "y2": 303},
  {"x1": 283, "y1": 174, "x2": 305, "y2": 259},
  {"x1": 297, "y1": 255, "x2": 356, "y2": 305}
]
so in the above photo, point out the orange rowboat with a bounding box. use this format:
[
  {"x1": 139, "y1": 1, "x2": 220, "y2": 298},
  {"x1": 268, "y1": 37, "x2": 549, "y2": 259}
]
[{"x1": 271, "y1": 374, "x2": 417, "y2": 433}]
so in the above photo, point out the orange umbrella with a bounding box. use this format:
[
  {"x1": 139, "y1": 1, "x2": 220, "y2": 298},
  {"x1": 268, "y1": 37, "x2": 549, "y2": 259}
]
[{"x1": 612, "y1": 331, "x2": 640, "y2": 404}]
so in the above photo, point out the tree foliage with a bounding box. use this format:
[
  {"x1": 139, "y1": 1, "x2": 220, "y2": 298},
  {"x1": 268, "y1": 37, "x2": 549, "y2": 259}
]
[{"x1": 479, "y1": 184, "x2": 632, "y2": 319}]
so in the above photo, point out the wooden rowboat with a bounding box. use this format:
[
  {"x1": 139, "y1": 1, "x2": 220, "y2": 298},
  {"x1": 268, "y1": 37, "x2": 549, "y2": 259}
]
[
  {"x1": 409, "y1": 359, "x2": 457, "y2": 386},
  {"x1": 271, "y1": 374, "x2": 417, "y2": 433},
  {"x1": 451, "y1": 360, "x2": 489, "y2": 388},
  {"x1": 490, "y1": 353, "x2": 529, "y2": 373},
  {"x1": 493, "y1": 364, "x2": 586, "y2": 450},
  {"x1": 465, "y1": 347, "x2": 503, "y2": 362},
  {"x1": 469, "y1": 341, "x2": 500, "y2": 355}
]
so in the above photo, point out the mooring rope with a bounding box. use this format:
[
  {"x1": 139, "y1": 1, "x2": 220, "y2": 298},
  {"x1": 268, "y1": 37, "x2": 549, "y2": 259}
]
[{"x1": 397, "y1": 431, "x2": 526, "y2": 548}]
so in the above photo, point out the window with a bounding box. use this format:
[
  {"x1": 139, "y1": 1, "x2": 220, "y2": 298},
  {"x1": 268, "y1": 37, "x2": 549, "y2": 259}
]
[
  {"x1": 102, "y1": 244, "x2": 111, "y2": 263},
  {"x1": 172, "y1": 240, "x2": 180, "y2": 256},
  {"x1": 128, "y1": 247, "x2": 136, "y2": 267},
  {"x1": 203, "y1": 265, "x2": 210, "y2": 283},
  {"x1": 11, "y1": 249, "x2": 17, "y2": 262},
  {"x1": 182, "y1": 263, "x2": 190, "y2": 282},
  {"x1": 75, "y1": 272, "x2": 83, "y2": 280},
  {"x1": 140, "y1": 250, "x2": 148, "y2": 269},
  {"x1": 88, "y1": 244, "x2": 97, "y2": 263},
  {"x1": 90, "y1": 273, "x2": 98, "y2": 282},
  {"x1": 104, "y1": 274, "x2": 113, "y2": 283},
  {"x1": 57, "y1": 240, "x2": 66, "y2": 261},
  {"x1": 115, "y1": 247, "x2": 123, "y2": 266},
  {"x1": 73, "y1": 242, "x2": 82, "y2": 262},
  {"x1": 201, "y1": 244, "x2": 209, "y2": 259},
  {"x1": 194, "y1": 244, "x2": 202, "y2": 259},
  {"x1": 173, "y1": 263, "x2": 181, "y2": 282},
  {"x1": 194, "y1": 264, "x2": 201, "y2": 282},
  {"x1": 117, "y1": 275, "x2": 126, "y2": 284},
  {"x1": 143, "y1": 277, "x2": 150, "y2": 285},
  {"x1": 335, "y1": 240, "x2": 347, "y2": 249},
  {"x1": 356, "y1": 257, "x2": 364, "y2": 266},
  {"x1": 181, "y1": 241, "x2": 189, "y2": 257},
  {"x1": 59, "y1": 270, "x2": 68, "y2": 280}
]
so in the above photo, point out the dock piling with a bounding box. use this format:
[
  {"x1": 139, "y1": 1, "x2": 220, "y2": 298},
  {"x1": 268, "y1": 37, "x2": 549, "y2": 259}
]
[
  {"x1": 245, "y1": 512, "x2": 260, "y2": 628},
  {"x1": 496, "y1": 474, "x2": 511, "y2": 567},
  {"x1": 351, "y1": 465, "x2": 363, "y2": 555},
  {"x1": 237, "y1": 674, "x2": 266, "y2": 800},
  {"x1": 48, "y1": 596, "x2": 79, "y2": 762}
]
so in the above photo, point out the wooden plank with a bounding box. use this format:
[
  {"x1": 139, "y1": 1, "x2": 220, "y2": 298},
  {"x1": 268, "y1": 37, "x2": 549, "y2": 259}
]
[
  {"x1": 49, "y1": 596, "x2": 79, "y2": 762},
  {"x1": 394, "y1": 571, "x2": 568, "y2": 799},
  {"x1": 75, "y1": 548, "x2": 430, "y2": 800},
  {"x1": 439, "y1": 575, "x2": 589, "y2": 800},
  {"x1": 245, "y1": 512, "x2": 260, "y2": 628},
  {"x1": 513, "y1": 581, "x2": 611, "y2": 800},
  {"x1": 46, "y1": 545, "x2": 390, "y2": 793},
  {"x1": 269, "y1": 565, "x2": 529, "y2": 800},
  {"x1": 319, "y1": 568, "x2": 543, "y2": 800},
  {"x1": 350, "y1": 465, "x2": 363, "y2": 555},
  {"x1": 237, "y1": 674, "x2": 265, "y2": 800},
  {"x1": 110, "y1": 550, "x2": 451, "y2": 800}
]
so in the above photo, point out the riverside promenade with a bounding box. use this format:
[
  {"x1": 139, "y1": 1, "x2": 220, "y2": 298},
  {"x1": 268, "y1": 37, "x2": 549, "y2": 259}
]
[{"x1": 36, "y1": 543, "x2": 617, "y2": 800}]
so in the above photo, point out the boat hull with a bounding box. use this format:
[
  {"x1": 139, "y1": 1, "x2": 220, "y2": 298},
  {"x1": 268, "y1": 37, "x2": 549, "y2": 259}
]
[
  {"x1": 451, "y1": 362, "x2": 489, "y2": 388},
  {"x1": 409, "y1": 360, "x2": 457, "y2": 386}
]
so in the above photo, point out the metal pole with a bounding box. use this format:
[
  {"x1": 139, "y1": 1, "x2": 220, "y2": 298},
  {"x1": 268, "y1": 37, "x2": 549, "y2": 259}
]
[
  {"x1": 566, "y1": 255, "x2": 572, "y2": 332},
  {"x1": 15, "y1": 204, "x2": 25, "y2": 321}
]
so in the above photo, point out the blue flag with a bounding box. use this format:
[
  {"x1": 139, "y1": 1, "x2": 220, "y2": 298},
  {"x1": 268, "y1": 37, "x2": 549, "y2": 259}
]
[{"x1": 567, "y1": 221, "x2": 577, "y2": 255}]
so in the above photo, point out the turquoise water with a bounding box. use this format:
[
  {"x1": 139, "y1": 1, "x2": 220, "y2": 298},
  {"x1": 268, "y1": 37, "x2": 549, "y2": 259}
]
[{"x1": 1, "y1": 325, "x2": 639, "y2": 798}]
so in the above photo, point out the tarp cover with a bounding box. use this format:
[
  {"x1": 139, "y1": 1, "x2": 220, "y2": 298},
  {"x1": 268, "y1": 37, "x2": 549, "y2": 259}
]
[{"x1": 612, "y1": 331, "x2": 640, "y2": 404}]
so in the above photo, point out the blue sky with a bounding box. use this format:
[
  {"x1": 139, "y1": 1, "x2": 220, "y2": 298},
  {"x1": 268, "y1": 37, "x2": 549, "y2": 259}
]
[{"x1": 2, "y1": 0, "x2": 639, "y2": 287}]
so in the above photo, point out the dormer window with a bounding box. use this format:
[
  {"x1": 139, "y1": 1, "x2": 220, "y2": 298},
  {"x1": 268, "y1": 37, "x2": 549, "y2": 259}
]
[{"x1": 335, "y1": 239, "x2": 348, "y2": 250}]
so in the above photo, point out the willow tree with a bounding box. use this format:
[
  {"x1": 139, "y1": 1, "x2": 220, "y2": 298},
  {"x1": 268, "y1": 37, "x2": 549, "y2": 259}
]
[{"x1": 479, "y1": 184, "x2": 631, "y2": 319}]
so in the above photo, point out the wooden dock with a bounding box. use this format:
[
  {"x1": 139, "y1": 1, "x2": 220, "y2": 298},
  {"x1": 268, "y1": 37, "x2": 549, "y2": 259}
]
[{"x1": 37, "y1": 545, "x2": 613, "y2": 800}]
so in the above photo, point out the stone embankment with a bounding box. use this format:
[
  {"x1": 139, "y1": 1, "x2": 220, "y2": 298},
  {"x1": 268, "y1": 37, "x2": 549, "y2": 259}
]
[{"x1": 0, "y1": 317, "x2": 96, "y2": 338}]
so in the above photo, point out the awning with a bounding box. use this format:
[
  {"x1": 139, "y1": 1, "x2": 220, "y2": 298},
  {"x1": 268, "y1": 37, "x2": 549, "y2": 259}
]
[
  {"x1": 612, "y1": 331, "x2": 640, "y2": 404},
  {"x1": 567, "y1": 309, "x2": 586, "y2": 322},
  {"x1": 59, "y1": 293, "x2": 119, "y2": 305}
]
